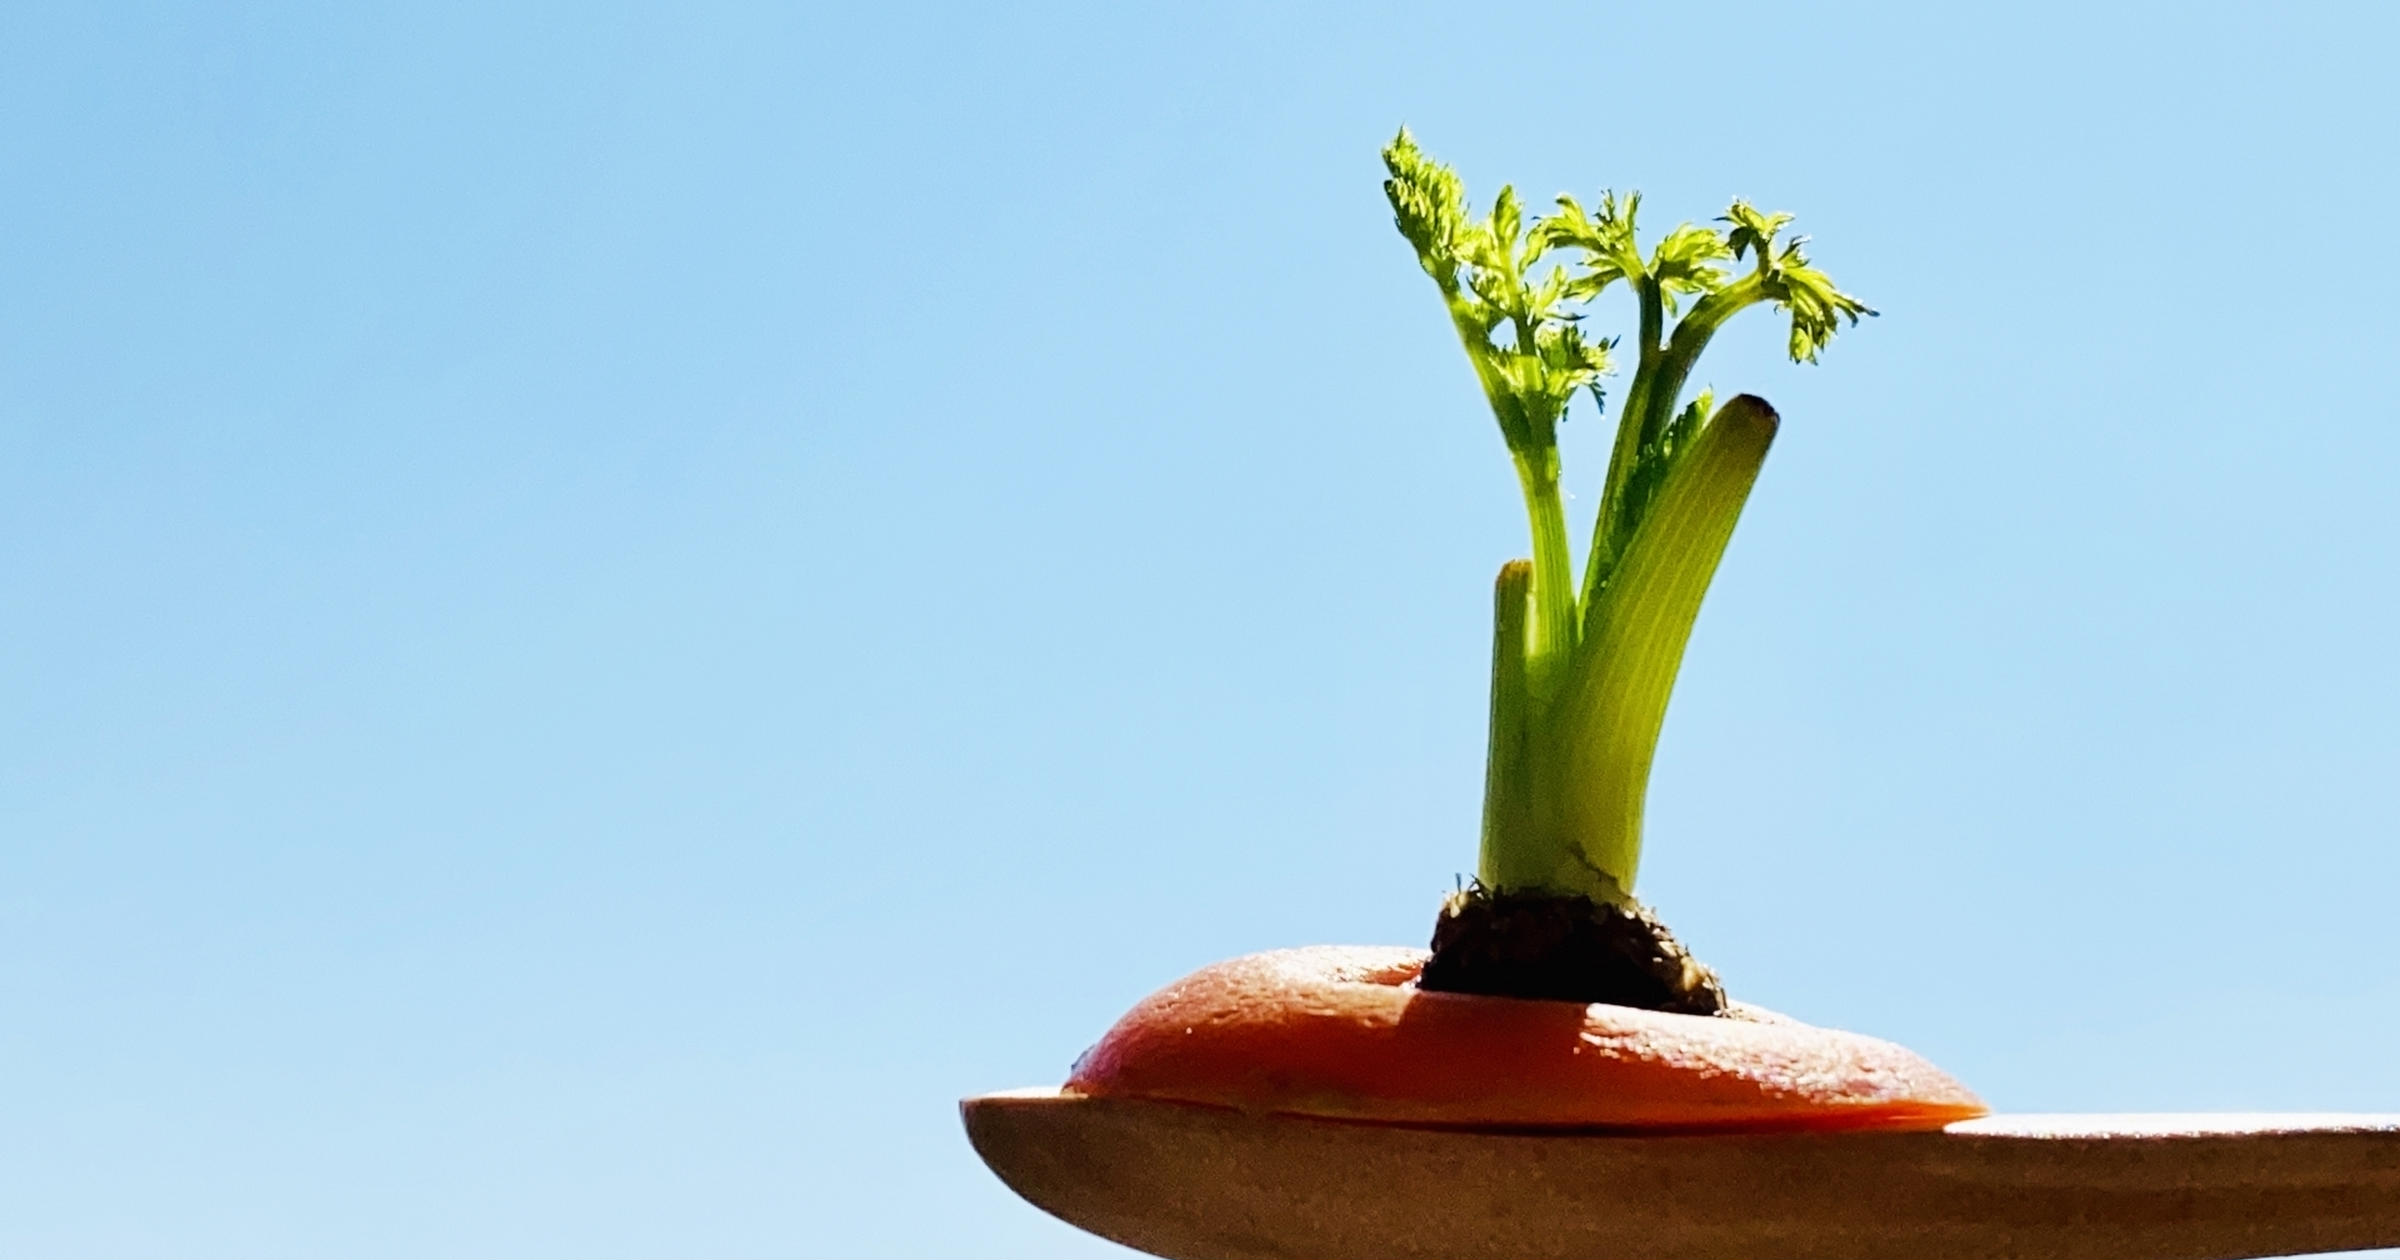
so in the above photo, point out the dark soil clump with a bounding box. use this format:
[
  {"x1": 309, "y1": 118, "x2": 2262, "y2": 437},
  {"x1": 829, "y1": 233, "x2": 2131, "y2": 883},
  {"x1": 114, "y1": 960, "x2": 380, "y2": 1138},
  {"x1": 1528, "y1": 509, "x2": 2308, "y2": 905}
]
[{"x1": 1417, "y1": 886, "x2": 1727, "y2": 1015}]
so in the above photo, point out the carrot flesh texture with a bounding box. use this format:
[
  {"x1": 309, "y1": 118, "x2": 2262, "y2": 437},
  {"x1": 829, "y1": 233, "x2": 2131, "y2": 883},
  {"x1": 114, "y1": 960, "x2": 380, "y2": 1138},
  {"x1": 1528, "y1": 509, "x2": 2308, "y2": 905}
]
[{"x1": 1067, "y1": 947, "x2": 1987, "y2": 1133}]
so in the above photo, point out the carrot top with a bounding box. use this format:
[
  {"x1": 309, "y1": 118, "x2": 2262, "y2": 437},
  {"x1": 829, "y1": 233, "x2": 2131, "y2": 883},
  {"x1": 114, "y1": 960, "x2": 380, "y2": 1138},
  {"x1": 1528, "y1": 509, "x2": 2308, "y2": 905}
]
[{"x1": 1382, "y1": 131, "x2": 1872, "y2": 903}]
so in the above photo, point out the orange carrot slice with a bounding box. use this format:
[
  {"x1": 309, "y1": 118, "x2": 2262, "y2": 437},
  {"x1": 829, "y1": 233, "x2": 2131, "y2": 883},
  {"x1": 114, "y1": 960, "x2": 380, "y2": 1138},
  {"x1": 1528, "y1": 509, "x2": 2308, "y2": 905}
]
[{"x1": 1067, "y1": 945, "x2": 1986, "y2": 1133}]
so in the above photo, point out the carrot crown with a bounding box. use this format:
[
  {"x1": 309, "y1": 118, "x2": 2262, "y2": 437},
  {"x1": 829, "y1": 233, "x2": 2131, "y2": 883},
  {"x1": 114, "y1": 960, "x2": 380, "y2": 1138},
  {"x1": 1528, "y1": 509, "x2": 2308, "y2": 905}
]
[{"x1": 1383, "y1": 129, "x2": 1871, "y2": 902}]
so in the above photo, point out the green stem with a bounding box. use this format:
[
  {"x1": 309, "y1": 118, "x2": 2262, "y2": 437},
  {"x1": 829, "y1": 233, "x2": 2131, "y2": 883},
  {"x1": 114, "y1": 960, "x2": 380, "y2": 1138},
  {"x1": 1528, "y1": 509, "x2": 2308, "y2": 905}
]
[
  {"x1": 1650, "y1": 276, "x2": 1759, "y2": 415},
  {"x1": 1580, "y1": 273, "x2": 1766, "y2": 611},
  {"x1": 1477, "y1": 560, "x2": 1539, "y2": 888},
  {"x1": 1552, "y1": 395, "x2": 1778, "y2": 894},
  {"x1": 1441, "y1": 296, "x2": 1577, "y2": 690},
  {"x1": 1585, "y1": 277, "x2": 1668, "y2": 603},
  {"x1": 1511, "y1": 445, "x2": 1577, "y2": 696},
  {"x1": 1444, "y1": 301, "x2": 1524, "y2": 449}
]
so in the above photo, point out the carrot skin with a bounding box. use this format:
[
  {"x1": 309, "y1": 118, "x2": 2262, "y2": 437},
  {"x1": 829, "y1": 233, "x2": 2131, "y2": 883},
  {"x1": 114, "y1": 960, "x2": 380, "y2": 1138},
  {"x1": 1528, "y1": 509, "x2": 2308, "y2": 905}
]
[{"x1": 1068, "y1": 946, "x2": 1987, "y2": 1133}]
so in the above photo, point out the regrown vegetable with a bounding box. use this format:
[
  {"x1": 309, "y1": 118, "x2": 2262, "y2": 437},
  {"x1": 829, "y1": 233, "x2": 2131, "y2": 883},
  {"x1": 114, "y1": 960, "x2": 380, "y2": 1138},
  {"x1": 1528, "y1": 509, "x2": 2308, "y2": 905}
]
[
  {"x1": 1375, "y1": 129, "x2": 1872, "y2": 1011},
  {"x1": 1059, "y1": 132, "x2": 1981, "y2": 1133}
]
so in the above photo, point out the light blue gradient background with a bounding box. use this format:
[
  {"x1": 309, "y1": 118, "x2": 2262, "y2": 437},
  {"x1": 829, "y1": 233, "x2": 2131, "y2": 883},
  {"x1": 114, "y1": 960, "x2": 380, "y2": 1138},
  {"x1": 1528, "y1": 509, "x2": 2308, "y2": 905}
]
[{"x1": 3, "y1": 3, "x2": 2396, "y2": 1257}]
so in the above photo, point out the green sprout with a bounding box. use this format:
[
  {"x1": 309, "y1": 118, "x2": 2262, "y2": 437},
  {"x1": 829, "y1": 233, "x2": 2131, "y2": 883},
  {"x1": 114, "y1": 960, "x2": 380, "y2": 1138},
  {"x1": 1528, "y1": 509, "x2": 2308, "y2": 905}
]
[{"x1": 1384, "y1": 129, "x2": 1872, "y2": 905}]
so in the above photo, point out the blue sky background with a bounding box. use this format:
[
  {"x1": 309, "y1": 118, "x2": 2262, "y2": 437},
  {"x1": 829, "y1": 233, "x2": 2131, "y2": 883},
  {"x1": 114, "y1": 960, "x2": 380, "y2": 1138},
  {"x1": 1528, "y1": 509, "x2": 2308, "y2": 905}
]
[{"x1": 3, "y1": 3, "x2": 2397, "y2": 1256}]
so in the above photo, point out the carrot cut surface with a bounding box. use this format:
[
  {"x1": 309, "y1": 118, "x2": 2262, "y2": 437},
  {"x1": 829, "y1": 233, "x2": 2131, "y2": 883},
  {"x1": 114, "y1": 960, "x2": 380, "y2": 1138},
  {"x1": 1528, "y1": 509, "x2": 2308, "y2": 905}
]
[{"x1": 1067, "y1": 946, "x2": 1986, "y2": 1133}]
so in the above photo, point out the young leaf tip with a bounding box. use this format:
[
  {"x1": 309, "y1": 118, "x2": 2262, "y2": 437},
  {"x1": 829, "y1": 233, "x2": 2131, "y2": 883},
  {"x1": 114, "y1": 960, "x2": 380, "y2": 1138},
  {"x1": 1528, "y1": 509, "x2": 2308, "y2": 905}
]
[
  {"x1": 1718, "y1": 200, "x2": 1875, "y2": 364},
  {"x1": 1382, "y1": 128, "x2": 1467, "y2": 288}
]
